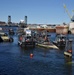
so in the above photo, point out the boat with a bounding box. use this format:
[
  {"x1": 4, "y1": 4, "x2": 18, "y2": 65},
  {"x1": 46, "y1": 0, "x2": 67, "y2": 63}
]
[
  {"x1": 0, "y1": 32, "x2": 13, "y2": 42},
  {"x1": 18, "y1": 35, "x2": 35, "y2": 48},
  {"x1": 64, "y1": 51, "x2": 72, "y2": 57},
  {"x1": 32, "y1": 30, "x2": 59, "y2": 49},
  {"x1": 18, "y1": 28, "x2": 35, "y2": 48},
  {"x1": 37, "y1": 42, "x2": 59, "y2": 49},
  {"x1": 64, "y1": 39, "x2": 72, "y2": 57},
  {"x1": 9, "y1": 28, "x2": 15, "y2": 35},
  {"x1": 53, "y1": 34, "x2": 67, "y2": 48}
]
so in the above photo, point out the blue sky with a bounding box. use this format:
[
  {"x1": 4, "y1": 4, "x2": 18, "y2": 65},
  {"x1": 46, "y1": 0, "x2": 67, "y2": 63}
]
[{"x1": 0, "y1": 0, "x2": 74, "y2": 24}]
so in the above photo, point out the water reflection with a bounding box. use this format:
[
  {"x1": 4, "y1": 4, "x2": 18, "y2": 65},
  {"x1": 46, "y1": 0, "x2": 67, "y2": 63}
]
[
  {"x1": 64, "y1": 56, "x2": 72, "y2": 63},
  {"x1": 35, "y1": 47, "x2": 50, "y2": 57},
  {"x1": 19, "y1": 47, "x2": 34, "y2": 58},
  {"x1": 64, "y1": 56, "x2": 72, "y2": 75}
]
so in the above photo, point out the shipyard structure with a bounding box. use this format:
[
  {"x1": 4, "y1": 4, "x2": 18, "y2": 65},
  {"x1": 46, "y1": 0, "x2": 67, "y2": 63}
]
[
  {"x1": 0, "y1": 12, "x2": 74, "y2": 34},
  {"x1": 0, "y1": 15, "x2": 18, "y2": 26}
]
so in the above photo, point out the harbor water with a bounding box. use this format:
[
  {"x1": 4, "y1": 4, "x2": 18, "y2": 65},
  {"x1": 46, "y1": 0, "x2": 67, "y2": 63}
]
[{"x1": 0, "y1": 26, "x2": 74, "y2": 75}]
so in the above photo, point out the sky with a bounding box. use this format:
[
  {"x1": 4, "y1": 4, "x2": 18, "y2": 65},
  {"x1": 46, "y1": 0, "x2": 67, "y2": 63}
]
[{"x1": 0, "y1": 0, "x2": 74, "y2": 24}]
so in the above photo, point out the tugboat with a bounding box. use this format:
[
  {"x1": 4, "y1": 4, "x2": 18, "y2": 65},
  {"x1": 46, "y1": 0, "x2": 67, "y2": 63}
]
[
  {"x1": 9, "y1": 29, "x2": 15, "y2": 35},
  {"x1": 64, "y1": 39, "x2": 72, "y2": 57},
  {"x1": 18, "y1": 28, "x2": 35, "y2": 48}
]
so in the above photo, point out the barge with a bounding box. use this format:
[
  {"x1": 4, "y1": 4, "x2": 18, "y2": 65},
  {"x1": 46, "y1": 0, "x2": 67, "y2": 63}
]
[
  {"x1": 30, "y1": 28, "x2": 56, "y2": 33},
  {"x1": 29, "y1": 24, "x2": 56, "y2": 33}
]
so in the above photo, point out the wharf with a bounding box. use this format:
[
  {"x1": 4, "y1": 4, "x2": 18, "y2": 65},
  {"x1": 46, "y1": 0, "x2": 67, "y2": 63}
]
[{"x1": 30, "y1": 28, "x2": 56, "y2": 33}]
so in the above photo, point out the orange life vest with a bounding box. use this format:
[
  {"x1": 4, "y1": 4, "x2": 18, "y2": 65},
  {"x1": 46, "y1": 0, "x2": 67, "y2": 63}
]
[
  {"x1": 67, "y1": 50, "x2": 72, "y2": 53},
  {"x1": 20, "y1": 37, "x2": 23, "y2": 41}
]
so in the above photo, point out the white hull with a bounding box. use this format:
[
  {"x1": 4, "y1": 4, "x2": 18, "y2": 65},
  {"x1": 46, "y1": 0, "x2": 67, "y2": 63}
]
[
  {"x1": 37, "y1": 43, "x2": 59, "y2": 50},
  {"x1": 69, "y1": 22, "x2": 74, "y2": 34},
  {"x1": 64, "y1": 51, "x2": 72, "y2": 57},
  {"x1": 71, "y1": 28, "x2": 74, "y2": 34}
]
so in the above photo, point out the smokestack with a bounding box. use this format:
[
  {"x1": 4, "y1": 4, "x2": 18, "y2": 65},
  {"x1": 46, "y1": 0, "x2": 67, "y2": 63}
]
[
  {"x1": 25, "y1": 16, "x2": 27, "y2": 25},
  {"x1": 8, "y1": 15, "x2": 11, "y2": 24}
]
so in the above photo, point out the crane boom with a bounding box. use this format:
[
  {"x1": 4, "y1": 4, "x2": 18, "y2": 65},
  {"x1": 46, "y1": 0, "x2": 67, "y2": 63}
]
[
  {"x1": 63, "y1": 4, "x2": 72, "y2": 19},
  {"x1": 72, "y1": 10, "x2": 74, "y2": 15}
]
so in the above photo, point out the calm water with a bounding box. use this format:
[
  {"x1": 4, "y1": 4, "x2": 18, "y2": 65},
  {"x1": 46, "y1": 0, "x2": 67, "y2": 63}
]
[{"x1": 0, "y1": 27, "x2": 74, "y2": 75}]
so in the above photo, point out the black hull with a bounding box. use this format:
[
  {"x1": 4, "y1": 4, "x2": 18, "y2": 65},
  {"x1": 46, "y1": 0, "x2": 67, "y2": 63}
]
[
  {"x1": 0, "y1": 37, "x2": 3, "y2": 42},
  {"x1": 53, "y1": 42, "x2": 65, "y2": 49},
  {"x1": 18, "y1": 41, "x2": 35, "y2": 48}
]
